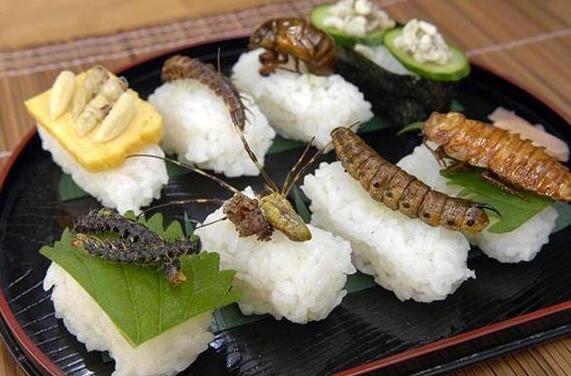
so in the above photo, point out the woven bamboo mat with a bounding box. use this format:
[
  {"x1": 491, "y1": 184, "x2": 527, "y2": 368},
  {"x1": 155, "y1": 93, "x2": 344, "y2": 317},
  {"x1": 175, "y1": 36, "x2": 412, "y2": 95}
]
[{"x1": 0, "y1": 0, "x2": 570, "y2": 375}]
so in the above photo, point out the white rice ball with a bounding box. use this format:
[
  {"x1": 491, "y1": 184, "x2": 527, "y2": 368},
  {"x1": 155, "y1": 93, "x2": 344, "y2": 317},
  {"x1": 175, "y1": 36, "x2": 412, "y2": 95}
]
[
  {"x1": 398, "y1": 144, "x2": 558, "y2": 263},
  {"x1": 195, "y1": 188, "x2": 355, "y2": 324},
  {"x1": 44, "y1": 263, "x2": 213, "y2": 376},
  {"x1": 232, "y1": 49, "x2": 374, "y2": 150},
  {"x1": 149, "y1": 80, "x2": 275, "y2": 177},
  {"x1": 302, "y1": 162, "x2": 473, "y2": 303},
  {"x1": 38, "y1": 126, "x2": 167, "y2": 214}
]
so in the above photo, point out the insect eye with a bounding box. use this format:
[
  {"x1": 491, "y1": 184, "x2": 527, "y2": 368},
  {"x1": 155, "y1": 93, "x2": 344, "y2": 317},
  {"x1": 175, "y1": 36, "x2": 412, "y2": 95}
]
[
  {"x1": 466, "y1": 219, "x2": 475, "y2": 226},
  {"x1": 372, "y1": 182, "x2": 380, "y2": 189}
]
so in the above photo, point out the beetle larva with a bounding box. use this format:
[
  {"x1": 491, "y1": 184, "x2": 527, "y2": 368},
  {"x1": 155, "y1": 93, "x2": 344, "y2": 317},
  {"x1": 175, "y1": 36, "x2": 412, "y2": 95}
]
[
  {"x1": 71, "y1": 66, "x2": 108, "y2": 119},
  {"x1": 49, "y1": 70, "x2": 75, "y2": 120},
  {"x1": 424, "y1": 112, "x2": 571, "y2": 201},
  {"x1": 75, "y1": 95, "x2": 112, "y2": 136},
  {"x1": 331, "y1": 127, "x2": 490, "y2": 233},
  {"x1": 93, "y1": 91, "x2": 136, "y2": 143}
]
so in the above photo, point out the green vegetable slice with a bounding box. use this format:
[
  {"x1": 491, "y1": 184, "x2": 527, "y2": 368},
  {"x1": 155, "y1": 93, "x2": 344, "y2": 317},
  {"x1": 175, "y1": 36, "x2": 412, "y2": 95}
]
[
  {"x1": 40, "y1": 213, "x2": 240, "y2": 347},
  {"x1": 310, "y1": 4, "x2": 392, "y2": 47},
  {"x1": 441, "y1": 169, "x2": 553, "y2": 233},
  {"x1": 384, "y1": 28, "x2": 470, "y2": 82}
]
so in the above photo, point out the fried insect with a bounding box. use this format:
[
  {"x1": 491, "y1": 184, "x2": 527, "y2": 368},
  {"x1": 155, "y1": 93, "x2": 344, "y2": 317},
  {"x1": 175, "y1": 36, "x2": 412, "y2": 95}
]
[
  {"x1": 249, "y1": 18, "x2": 336, "y2": 76},
  {"x1": 331, "y1": 127, "x2": 490, "y2": 233},
  {"x1": 223, "y1": 193, "x2": 274, "y2": 241},
  {"x1": 424, "y1": 112, "x2": 571, "y2": 201},
  {"x1": 161, "y1": 55, "x2": 247, "y2": 130},
  {"x1": 71, "y1": 208, "x2": 201, "y2": 286}
]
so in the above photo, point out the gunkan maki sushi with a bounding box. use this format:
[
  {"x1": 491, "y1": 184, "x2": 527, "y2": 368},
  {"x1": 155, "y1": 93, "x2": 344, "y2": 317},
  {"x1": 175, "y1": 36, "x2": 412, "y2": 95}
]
[{"x1": 311, "y1": 2, "x2": 470, "y2": 125}]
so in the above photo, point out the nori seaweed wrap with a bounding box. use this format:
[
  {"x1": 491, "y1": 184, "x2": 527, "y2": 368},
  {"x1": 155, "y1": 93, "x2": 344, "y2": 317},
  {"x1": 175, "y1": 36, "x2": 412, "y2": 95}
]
[{"x1": 335, "y1": 46, "x2": 456, "y2": 126}]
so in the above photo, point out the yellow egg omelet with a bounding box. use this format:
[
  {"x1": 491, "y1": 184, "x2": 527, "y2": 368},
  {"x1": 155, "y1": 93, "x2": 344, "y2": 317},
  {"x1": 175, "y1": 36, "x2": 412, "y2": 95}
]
[{"x1": 25, "y1": 73, "x2": 163, "y2": 172}]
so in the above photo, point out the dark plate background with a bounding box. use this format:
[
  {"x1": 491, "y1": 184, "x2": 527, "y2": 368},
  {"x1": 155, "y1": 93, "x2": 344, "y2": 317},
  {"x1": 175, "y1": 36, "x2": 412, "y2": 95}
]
[{"x1": 0, "y1": 37, "x2": 570, "y2": 376}]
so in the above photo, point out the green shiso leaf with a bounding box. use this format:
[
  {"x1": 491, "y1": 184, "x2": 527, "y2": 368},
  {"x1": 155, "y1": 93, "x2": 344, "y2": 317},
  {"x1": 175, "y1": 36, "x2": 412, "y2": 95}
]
[
  {"x1": 553, "y1": 201, "x2": 571, "y2": 233},
  {"x1": 441, "y1": 169, "x2": 553, "y2": 233},
  {"x1": 40, "y1": 213, "x2": 240, "y2": 347},
  {"x1": 397, "y1": 121, "x2": 423, "y2": 135},
  {"x1": 449, "y1": 99, "x2": 465, "y2": 112},
  {"x1": 58, "y1": 173, "x2": 88, "y2": 201}
]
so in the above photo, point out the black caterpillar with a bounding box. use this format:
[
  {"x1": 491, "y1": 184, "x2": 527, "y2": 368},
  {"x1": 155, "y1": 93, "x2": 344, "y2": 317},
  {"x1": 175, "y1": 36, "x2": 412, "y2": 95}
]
[{"x1": 72, "y1": 208, "x2": 201, "y2": 286}]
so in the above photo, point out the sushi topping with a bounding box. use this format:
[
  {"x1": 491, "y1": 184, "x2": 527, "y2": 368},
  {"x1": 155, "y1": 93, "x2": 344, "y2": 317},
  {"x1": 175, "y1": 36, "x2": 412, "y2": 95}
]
[
  {"x1": 71, "y1": 66, "x2": 108, "y2": 119},
  {"x1": 41, "y1": 213, "x2": 239, "y2": 346},
  {"x1": 331, "y1": 126, "x2": 491, "y2": 233},
  {"x1": 93, "y1": 90, "x2": 136, "y2": 143},
  {"x1": 49, "y1": 70, "x2": 76, "y2": 120},
  {"x1": 424, "y1": 112, "x2": 571, "y2": 202},
  {"x1": 161, "y1": 55, "x2": 247, "y2": 130},
  {"x1": 393, "y1": 19, "x2": 452, "y2": 65},
  {"x1": 71, "y1": 208, "x2": 201, "y2": 286},
  {"x1": 223, "y1": 193, "x2": 274, "y2": 241},
  {"x1": 46, "y1": 65, "x2": 135, "y2": 142},
  {"x1": 322, "y1": 0, "x2": 395, "y2": 37},
  {"x1": 249, "y1": 18, "x2": 336, "y2": 76}
]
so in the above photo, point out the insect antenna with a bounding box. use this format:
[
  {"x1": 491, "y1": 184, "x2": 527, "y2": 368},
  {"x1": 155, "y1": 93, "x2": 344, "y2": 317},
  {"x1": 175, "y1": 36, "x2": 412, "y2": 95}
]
[
  {"x1": 283, "y1": 144, "x2": 327, "y2": 196},
  {"x1": 282, "y1": 121, "x2": 362, "y2": 196},
  {"x1": 140, "y1": 198, "x2": 225, "y2": 216},
  {"x1": 282, "y1": 137, "x2": 315, "y2": 195},
  {"x1": 230, "y1": 124, "x2": 279, "y2": 192},
  {"x1": 195, "y1": 216, "x2": 228, "y2": 230},
  {"x1": 128, "y1": 154, "x2": 240, "y2": 194},
  {"x1": 477, "y1": 203, "x2": 502, "y2": 217}
]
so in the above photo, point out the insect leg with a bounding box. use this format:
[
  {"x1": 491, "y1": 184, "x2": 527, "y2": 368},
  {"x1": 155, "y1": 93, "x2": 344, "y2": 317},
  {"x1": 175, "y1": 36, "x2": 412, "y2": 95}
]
[
  {"x1": 140, "y1": 198, "x2": 225, "y2": 216},
  {"x1": 480, "y1": 170, "x2": 525, "y2": 199},
  {"x1": 228, "y1": 114, "x2": 279, "y2": 192},
  {"x1": 128, "y1": 154, "x2": 241, "y2": 194},
  {"x1": 444, "y1": 161, "x2": 473, "y2": 173},
  {"x1": 423, "y1": 138, "x2": 448, "y2": 168},
  {"x1": 164, "y1": 258, "x2": 187, "y2": 286}
]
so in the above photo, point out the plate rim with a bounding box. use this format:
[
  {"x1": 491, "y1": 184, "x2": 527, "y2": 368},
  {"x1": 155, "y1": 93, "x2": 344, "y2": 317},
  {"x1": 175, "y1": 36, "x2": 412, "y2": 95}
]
[{"x1": 0, "y1": 36, "x2": 570, "y2": 376}]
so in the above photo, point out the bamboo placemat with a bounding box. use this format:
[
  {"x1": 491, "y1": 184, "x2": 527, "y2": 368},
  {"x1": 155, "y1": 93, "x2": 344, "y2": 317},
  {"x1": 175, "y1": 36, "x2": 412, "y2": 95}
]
[{"x1": 0, "y1": 0, "x2": 570, "y2": 375}]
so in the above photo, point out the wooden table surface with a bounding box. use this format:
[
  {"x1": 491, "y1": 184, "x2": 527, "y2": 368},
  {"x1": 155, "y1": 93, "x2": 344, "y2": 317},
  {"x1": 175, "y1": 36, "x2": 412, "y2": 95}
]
[{"x1": 0, "y1": 0, "x2": 570, "y2": 375}]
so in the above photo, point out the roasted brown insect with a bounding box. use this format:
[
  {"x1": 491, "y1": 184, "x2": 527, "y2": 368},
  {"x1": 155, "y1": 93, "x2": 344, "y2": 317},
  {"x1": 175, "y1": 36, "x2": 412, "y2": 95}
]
[
  {"x1": 424, "y1": 112, "x2": 571, "y2": 201},
  {"x1": 223, "y1": 193, "x2": 274, "y2": 241},
  {"x1": 161, "y1": 54, "x2": 247, "y2": 130},
  {"x1": 249, "y1": 17, "x2": 336, "y2": 76},
  {"x1": 71, "y1": 208, "x2": 201, "y2": 286},
  {"x1": 331, "y1": 127, "x2": 490, "y2": 233},
  {"x1": 133, "y1": 138, "x2": 315, "y2": 242}
]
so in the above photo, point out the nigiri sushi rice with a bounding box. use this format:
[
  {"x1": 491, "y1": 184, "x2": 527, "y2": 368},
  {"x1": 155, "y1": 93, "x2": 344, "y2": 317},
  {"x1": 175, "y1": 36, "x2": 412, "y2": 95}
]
[
  {"x1": 149, "y1": 80, "x2": 275, "y2": 177},
  {"x1": 44, "y1": 263, "x2": 213, "y2": 376},
  {"x1": 232, "y1": 49, "x2": 374, "y2": 149},
  {"x1": 196, "y1": 188, "x2": 355, "y2": 323},
  {"x1": 38, "y1": 127, "x2": 168, "y2": 214},
  {"x1": 302, "y1": 162, "x2": 473, "y2": 303},
  {"x1": 398, "y1": 144, "x2": 558, "y2": 263}
]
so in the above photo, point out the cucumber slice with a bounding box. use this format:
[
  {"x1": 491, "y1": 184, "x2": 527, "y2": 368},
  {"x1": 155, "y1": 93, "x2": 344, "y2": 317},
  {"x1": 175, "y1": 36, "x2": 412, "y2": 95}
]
[
  {"x1": 310, "y1": 4, "x2": 390, "y2": 47},
  {"x1": 384, "y1": 28, "x2": 470, "y2": 82}
]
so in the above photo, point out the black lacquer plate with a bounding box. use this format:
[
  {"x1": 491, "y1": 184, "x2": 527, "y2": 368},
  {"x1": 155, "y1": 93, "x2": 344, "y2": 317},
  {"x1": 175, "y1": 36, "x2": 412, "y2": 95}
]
[{"x1": 0, "y1": 37, "x2": 570, "y2": 376}]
